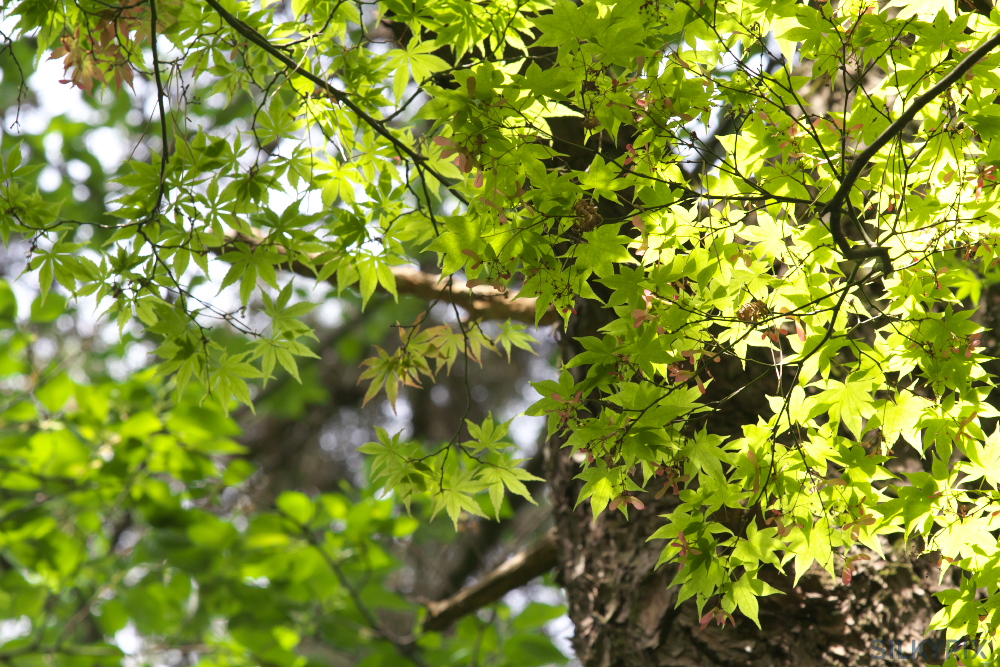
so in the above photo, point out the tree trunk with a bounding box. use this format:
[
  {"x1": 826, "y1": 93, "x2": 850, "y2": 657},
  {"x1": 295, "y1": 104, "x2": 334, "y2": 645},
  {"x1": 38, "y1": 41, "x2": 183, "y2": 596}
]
[{"x1": 548, "y1": 300, "x2": 946, "y2": 666}]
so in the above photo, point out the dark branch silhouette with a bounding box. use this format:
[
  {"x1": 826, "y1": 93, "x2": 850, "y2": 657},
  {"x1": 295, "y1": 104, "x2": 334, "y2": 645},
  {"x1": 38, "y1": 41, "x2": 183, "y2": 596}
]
[{"x1": 819, "y1": 29, "x2": 1000, "y2": 274}]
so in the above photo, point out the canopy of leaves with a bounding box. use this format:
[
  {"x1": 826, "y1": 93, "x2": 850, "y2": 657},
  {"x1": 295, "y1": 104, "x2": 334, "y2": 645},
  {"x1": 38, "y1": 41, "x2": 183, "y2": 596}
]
[{"x1": 4, "y1": 0, "x2": 1000, "y2": 664}]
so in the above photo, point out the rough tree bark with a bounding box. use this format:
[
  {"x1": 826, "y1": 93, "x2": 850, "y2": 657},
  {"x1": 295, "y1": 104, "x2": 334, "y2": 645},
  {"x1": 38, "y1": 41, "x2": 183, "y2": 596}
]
[
  {"x1": 548, "y1": 298, "x2": 946, "y2": 666},
  {"x1": 541, "y1": 68, "x2": 957, "y2": 667}
]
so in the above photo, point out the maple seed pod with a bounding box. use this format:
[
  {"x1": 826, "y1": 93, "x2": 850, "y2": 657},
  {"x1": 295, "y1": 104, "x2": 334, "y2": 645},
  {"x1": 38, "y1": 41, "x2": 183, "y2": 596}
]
[
  {"x1": 737, "y1": 299, "x2": 770, "y2": 323},
  {"x1": 572, "y1": 199, "x2": 602, "y2": 233},
  {"x1": 583, "y1": 114, "x2": 600, "y2": 130}
]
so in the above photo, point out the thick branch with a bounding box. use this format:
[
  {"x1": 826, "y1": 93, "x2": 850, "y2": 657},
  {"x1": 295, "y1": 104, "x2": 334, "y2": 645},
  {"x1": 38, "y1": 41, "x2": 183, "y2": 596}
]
[
  {"x1": 820, "y1": 29, "x2": 1000, "y2": 272},
  {"x1": 422, "y1": 527, "x2": 558, "y2": 632},
  {"x1": 219, "y1": 230, "x2": 558, "y2": 325}
]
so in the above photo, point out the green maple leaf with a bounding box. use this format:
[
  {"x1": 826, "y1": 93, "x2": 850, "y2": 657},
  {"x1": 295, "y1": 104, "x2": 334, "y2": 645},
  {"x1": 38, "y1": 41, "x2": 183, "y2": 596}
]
[
  {"x1": 530, "y1": 0, "x2": 601, "y2": 46},
  {"x1": 575, "y1": 462, "x2": 619, "y2": 520},
  {"x1": 479, "y1": 456, "x2": 544, "y2": 519},
  {"x1": 876, "y1": 388, "x2": 930, "y2": 453},
  {"x1": 960, "y1": 427, "x2": 1000, "y2": 488},
  {"x1": 431, "y1": 470, "x2": 489, "y2": 528},
  {"x1": 574, "y1": 224, "x2": 636, "y2": 279},
  {"x1": 810, "y1": 371, "x2": 880, "y2": 439}
]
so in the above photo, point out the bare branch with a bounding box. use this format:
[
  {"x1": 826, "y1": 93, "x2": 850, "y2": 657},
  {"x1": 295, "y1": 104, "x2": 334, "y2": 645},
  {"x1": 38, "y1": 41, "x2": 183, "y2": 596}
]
[
  {"x1": 217, "y1": 230, "x2": 559, "y2": 325},
  {"x1": 421, "y1": 527, "x2": 558, "y2": 632}
]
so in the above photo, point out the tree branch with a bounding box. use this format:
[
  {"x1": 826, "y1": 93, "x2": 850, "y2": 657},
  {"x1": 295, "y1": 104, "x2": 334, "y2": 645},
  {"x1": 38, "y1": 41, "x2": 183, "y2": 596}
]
[
  {"x1": 218, "y1": 230, "x2": 558, "y2": 325},
  {"x1": 421, "y1": 527, "x2": 558, "y2": 632},
  {"x1": 820, "y1": 29, "x2": 1000, "y2": 273},
  {"x1": 202, "y1": 0, "x2": 462, "y2": 201},
  {"x1": 148, "y1": 0, "x2": 169, "y2": 218}
]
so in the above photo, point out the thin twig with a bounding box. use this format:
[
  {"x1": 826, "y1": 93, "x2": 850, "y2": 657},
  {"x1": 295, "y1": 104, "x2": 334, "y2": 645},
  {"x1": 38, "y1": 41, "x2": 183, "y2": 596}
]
[{"x1": 202, "y1": 0, "x2": 463, "y2": 203}]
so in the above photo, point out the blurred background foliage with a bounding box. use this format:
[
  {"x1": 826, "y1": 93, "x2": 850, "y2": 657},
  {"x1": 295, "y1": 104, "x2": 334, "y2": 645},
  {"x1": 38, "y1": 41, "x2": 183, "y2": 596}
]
[{"x1": 0, "y1": 23, "x2": 569, "y2": 667}]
